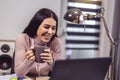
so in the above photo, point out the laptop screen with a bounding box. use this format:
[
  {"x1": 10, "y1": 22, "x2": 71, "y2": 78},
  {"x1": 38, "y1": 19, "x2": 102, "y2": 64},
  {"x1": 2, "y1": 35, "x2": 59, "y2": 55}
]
[{"x1": 50, "y1": 57, "x2": 112, "y2": 80}]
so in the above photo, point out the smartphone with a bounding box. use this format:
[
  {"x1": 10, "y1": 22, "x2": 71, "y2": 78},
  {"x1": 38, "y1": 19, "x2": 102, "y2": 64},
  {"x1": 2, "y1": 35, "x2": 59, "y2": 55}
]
[{"x1": 34, "y1": 46, "x2": 48, "y2": 63}]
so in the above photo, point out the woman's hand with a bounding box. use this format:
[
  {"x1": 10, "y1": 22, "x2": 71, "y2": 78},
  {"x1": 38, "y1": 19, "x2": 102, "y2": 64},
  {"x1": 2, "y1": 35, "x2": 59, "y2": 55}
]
[
  {"x1": 40, "y1": 48, "x2": 54, "y2": 65},
  {"x1": 26, "y1": 49, "x2": 35, "y2": 61}
]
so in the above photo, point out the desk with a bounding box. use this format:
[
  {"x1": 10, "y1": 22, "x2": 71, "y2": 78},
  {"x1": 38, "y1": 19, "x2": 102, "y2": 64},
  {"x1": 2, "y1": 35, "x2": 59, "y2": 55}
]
[
  {"x1": 0, "y1": 74, "x2": 17, "y2": 80},
  {"x1": 27, "y1": 76, "x2": 50, "y2": 80},
  {"x1": 0, "y1": 74, "x2": 50, "y2": 80}
]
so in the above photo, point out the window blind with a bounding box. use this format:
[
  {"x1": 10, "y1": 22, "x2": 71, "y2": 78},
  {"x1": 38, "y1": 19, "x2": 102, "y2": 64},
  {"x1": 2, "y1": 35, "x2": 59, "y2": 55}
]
[{"x1": 66, "y1": 0, "x2": 102, "y2": 50}]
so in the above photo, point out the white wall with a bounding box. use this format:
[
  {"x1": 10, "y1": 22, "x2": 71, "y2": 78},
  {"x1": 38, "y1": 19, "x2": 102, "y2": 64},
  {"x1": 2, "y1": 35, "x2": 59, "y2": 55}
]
[{"x1": 0, "y1": 0, "x2": 62, "y2": 40}]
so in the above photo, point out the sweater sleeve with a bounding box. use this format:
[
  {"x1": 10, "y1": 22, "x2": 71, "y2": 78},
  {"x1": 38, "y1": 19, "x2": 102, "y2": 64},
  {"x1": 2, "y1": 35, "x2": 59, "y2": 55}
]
[
  {"x1": 14, "y1": 34, "x2": 34, "y2": 77},
  {"x1": 51, "y1": 37, "x2": 63, "y2": 61}
]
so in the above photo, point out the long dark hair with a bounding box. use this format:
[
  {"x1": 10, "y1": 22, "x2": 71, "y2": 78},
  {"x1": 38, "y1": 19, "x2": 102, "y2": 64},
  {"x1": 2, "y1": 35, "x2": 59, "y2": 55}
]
[{"x1": 23, "y1": 8, "x2": 58, "y2": 42}]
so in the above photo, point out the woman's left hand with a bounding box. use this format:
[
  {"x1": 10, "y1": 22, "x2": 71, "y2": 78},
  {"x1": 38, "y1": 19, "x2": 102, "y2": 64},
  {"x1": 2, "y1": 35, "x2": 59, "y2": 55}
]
[{"x1": 40, "y1": 48, "x2": 54, "y2": 65}]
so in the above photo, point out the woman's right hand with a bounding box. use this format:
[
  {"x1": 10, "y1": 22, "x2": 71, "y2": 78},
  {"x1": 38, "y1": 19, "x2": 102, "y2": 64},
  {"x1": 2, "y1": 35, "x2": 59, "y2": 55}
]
[{"x1": 26, "y1": 49, "x2": 35, "y2": 61}]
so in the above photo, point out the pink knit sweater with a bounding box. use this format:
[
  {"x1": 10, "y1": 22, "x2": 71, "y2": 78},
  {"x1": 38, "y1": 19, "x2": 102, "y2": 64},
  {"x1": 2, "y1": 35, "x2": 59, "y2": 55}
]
[{"x1": 14, "y1": 33, "x2": 62, "y2": 77}]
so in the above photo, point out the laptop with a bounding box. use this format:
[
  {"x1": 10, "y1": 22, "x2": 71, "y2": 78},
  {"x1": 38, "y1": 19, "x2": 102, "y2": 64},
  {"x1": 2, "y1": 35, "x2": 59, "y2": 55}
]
[{"x1": 50, "y1": 57, "x2": 112, "y2": 80}]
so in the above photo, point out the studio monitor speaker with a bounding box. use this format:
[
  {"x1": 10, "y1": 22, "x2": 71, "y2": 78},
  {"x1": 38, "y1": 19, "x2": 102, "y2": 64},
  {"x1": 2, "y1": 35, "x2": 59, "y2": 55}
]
[{"x1": 0, "y1": 40, "x2": 15, "y2": 75}]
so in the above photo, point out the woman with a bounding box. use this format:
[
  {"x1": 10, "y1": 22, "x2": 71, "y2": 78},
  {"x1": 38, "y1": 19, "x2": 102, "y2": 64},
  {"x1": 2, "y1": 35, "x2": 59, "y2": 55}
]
[{"x1": 14, "y1": 8, "x2": 62, "y2": 77}]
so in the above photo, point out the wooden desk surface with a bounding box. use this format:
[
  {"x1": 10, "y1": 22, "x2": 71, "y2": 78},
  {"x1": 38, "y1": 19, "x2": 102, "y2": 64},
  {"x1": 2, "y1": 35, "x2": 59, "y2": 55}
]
[
  {"x1": 36, "y1": 77, "x2": 50, "y2": 80},
  {"x1": 26, "y1": 76, "x2": 50, "y2": 80}
]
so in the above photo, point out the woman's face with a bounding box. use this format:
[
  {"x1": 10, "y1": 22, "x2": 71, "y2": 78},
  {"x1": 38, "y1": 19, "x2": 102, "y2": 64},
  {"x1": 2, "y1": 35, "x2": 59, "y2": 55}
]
[{"x1": 37, "y1": 18, "x2": 56, "y2": 43}]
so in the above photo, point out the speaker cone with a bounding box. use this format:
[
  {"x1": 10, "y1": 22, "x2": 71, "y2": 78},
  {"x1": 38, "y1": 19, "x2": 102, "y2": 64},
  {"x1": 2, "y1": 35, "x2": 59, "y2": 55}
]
[
  {"x1": 1, "y1": 44, "x2": 10, "y2": 53},
  {"x1": 0, "y1": 54, "x2": 12, "y2": 70}
]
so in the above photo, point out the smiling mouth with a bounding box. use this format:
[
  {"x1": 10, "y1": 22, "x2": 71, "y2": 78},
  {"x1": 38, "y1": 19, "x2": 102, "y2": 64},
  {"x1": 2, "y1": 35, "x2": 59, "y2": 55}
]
[{"x1": 43, "y1": 35, "x2": 52, "y2": 40}]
